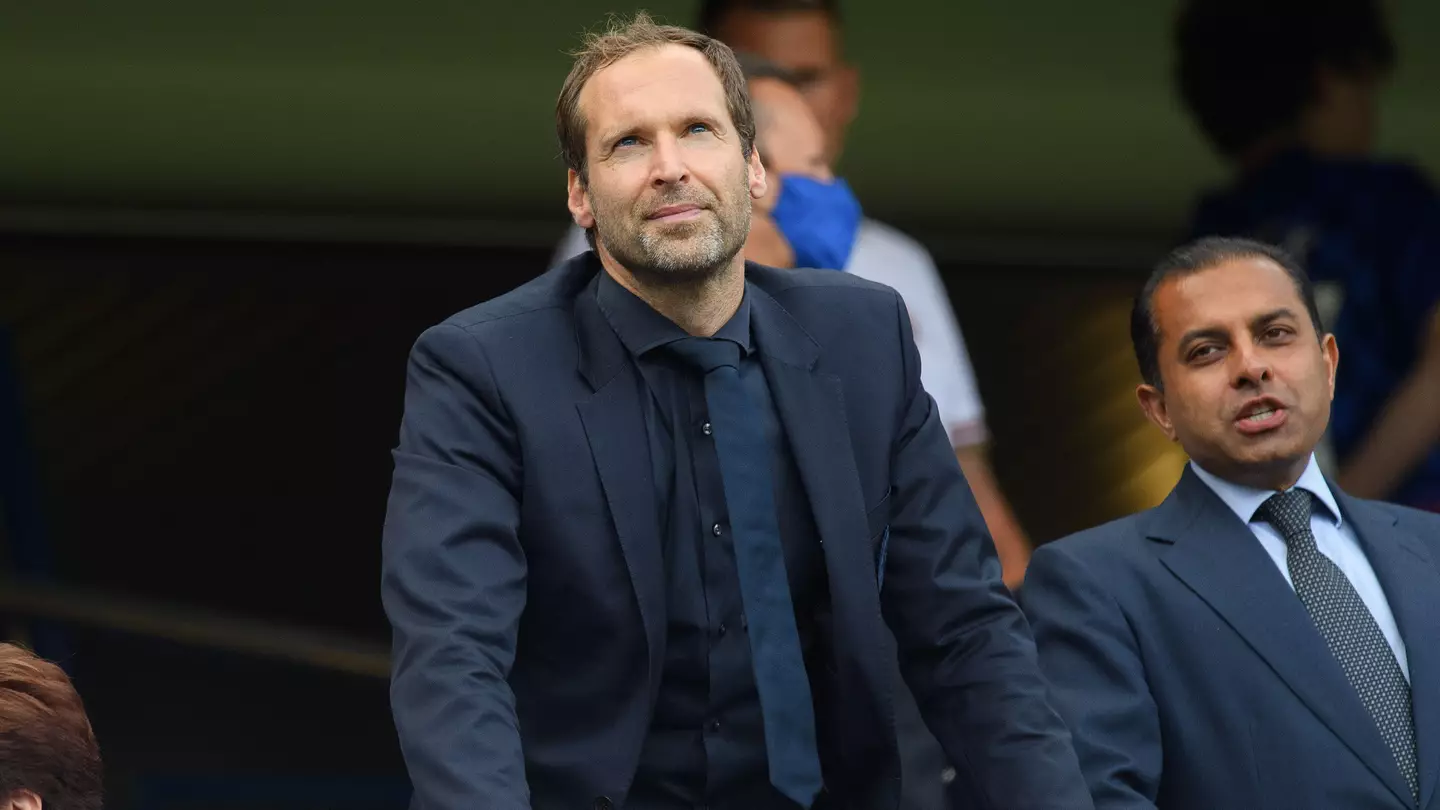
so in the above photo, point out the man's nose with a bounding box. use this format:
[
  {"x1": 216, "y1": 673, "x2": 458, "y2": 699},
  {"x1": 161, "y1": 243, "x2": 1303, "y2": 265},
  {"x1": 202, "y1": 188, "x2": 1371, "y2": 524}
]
[
  {"x1": 1230, "y1": 340, "x2": 1272, "y2": 387},
  {"x1": 649, "y1": 137, "x2": 688, "y2": 186}
]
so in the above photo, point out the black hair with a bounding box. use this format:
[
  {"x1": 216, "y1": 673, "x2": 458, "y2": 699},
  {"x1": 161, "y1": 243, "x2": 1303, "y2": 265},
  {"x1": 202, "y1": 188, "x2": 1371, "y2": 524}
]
[
  {"x1": 1175, "y1": 0, "x2": 1395, "y2": 159},
  {"x1": 1131, "y1": 236, "x2": 1327, "y2": 388},
  {"x1": 698, "y1": 0, "x2": 840, "y2": 37}
]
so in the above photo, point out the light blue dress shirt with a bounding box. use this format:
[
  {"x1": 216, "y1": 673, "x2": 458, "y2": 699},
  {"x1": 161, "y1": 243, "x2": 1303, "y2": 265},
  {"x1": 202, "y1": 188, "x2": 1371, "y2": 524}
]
[{"x1": 1191, "y1": 454, "x2": 1411, "y2": 682}]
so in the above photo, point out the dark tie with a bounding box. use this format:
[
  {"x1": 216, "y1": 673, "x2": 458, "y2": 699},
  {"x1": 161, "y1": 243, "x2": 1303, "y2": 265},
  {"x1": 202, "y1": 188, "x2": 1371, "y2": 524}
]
[
  {"x1": 664, "y1": 336, "x2": 823, "y2": 808},
  {"x1": 1256, "y1": 489, "x2": 1418, "y2": 802}
]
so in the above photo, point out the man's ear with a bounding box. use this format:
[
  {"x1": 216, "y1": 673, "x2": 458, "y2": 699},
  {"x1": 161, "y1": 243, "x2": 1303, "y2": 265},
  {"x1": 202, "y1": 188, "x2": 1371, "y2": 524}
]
[
  {"x1": 7, "y1": 788, "x2": 44, "y2": 810},
  {"x1": 1321, "y1": 332, "x2": 1340, "y2": 401},
  {"x1": 567, "y1": 169, "x2": 595, "y2": 229},
  {"x1": 748, "y1": 147, "x2": 768, "y2": 202},
  {"x1": 1136, "y1": 383, "x2": 1179, "y2": 442}
]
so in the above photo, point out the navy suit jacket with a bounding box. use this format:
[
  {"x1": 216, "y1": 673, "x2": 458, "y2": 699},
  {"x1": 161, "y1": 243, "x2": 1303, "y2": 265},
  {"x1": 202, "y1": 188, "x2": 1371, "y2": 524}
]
[
  {"x1": 1022, "y1": 466, "x2": 1440, "y2": 809},
  {"x1": 381, "y1": 254, "x2": 1090, "y2": 810}
]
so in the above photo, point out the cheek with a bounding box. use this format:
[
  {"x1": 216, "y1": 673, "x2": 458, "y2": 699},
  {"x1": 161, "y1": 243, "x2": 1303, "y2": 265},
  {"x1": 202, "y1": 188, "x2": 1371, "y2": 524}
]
[{"x1": 1170, "y1": 380, "x2": 1228, "y2": 432}]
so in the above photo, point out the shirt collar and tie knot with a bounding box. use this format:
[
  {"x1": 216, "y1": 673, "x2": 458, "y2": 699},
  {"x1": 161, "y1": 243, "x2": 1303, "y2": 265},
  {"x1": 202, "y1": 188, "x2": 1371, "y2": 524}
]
[
  {"x1": 662, "y1": 336, "x2": 744, "y2": 373},
  {"x1": 1254, "y1": 488, "x2": 1318, "y2": 547}
]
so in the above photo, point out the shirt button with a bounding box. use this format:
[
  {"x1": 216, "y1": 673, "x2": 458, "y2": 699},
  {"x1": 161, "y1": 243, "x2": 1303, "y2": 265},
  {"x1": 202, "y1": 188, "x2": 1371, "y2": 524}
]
[
  {"x1": 702, "y1": 421, "x2": 713, "y2": 436},
  {"x1": 712, "y1": 523, "x2": 722, "y2": 536},
  {"x1": 717, "y1": 623, "x2": 727, "y2": 637},
  {"x1": 708, "y1": 718, "x2": 721, "y2": 733}
]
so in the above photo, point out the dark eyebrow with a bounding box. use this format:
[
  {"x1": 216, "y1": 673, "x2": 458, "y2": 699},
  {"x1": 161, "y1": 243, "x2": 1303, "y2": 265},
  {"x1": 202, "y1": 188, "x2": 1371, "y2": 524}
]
[
  {"x1": 1251, "y1": 308, "x2": 1298, "y2": 332},
  {"x1": 787, "y1": 67, "x2": 827, "y2": 85},
  {"x1": 1176, "y1": 326, "x2": 1229, "y2": 354}
]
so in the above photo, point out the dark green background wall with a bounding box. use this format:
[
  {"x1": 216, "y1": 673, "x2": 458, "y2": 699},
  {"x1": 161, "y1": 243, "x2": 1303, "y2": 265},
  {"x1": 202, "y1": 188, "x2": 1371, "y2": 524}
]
[{"x1": 4, "y1": 1, "x2": 1437, "y2": 248}]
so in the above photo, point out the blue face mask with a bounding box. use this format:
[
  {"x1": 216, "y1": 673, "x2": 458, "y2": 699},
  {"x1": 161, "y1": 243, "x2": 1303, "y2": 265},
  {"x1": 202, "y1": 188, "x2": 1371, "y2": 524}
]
[{"x1": 769, "y1": 175, "x2": 862, "y2": 271}]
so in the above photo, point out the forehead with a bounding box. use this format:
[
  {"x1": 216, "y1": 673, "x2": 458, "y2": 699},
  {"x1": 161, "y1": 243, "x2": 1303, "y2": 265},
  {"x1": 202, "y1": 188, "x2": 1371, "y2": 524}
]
[
  {"x1": 1153, "y1": 257, "x2": 1304, "y2": 336},
  {"x1": 580, "y1": 44, "x2": 731, "y2": 139},
  {"x1": 751, "y1": 78, "x2": 816, "y2": 133},
  {"x1": 713, "y1": 10, "x2": 839, "y2": 68},
  {"x1": 751, "y1": 79, "x2": 825, "y2": 162}
]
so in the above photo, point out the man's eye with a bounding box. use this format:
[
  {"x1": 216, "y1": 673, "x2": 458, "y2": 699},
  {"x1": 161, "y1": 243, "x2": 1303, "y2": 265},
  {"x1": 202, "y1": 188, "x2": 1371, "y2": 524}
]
[
  {"x1": 687, "y1": 123, "x2": 711, "y2": 134},
  {"x1": 615, "y1": 136, "x2": 638, "y2": 148}
]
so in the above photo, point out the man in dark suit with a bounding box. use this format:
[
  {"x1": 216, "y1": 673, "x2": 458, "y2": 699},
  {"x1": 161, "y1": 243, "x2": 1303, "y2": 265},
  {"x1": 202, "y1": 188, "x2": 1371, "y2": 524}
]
[
  {"x1": 381, "y1": 12, "x2": 1090, "y2": 810},
  {"x1": 1022, "y1": 236, "x2": 1440, "y2": 809}
]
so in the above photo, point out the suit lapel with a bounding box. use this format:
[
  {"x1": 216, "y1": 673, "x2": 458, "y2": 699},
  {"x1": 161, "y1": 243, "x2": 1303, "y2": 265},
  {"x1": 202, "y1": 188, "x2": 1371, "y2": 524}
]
[
  {"x1": 1343, "y1": 493, "x2": 1440, "y2": 808},
  {"x1": 749, "y1": 284, "x2": 895, "y2": 765},
  {"x1": 1154, "y1": 468, "x2": 1415, "y2": 806},
  {"x1": 573, "y1": 276, "x2": 666, "y2": 693},
  {"x1": 747, "y1": 285, "x2": 873, "y2": 601}
]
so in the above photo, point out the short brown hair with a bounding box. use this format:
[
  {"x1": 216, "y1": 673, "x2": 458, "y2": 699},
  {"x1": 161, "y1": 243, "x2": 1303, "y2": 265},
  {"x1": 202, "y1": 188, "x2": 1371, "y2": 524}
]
[
  {"x1": 0, "y1": 643, "x2": 104, "y2": 810},
  {"x1": 556, "y1": 12, "x2": 756, "y2": 185}
]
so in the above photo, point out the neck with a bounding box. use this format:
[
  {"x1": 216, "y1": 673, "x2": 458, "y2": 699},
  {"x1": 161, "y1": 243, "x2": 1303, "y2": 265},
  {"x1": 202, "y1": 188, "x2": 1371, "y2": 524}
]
[
  {"x1": 597, "y1": 249, "x2": 746, "y2": 337},
  {"x1": 1235, "y1": 131, "x2": 1301, "y2": 175},
  {"x1": 1202, "y1": 454, "x2": 1310, "y2": 493},
  {"x1": 1237, "y1": 122, "x2": 1368, "y2": 176}
]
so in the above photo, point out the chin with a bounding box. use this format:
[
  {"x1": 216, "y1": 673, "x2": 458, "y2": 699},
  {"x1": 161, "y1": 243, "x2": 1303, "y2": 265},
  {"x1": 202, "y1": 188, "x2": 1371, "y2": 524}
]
[{"x1": 1232, "y1": 440, "x2": 1310, "y2": 471}]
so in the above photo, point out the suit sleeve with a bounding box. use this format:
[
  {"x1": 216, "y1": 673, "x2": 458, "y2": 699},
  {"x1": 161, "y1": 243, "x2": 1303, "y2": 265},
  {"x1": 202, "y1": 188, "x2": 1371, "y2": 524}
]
[
  {"x1": 1021, "y1": 542, "x2": 1161, "y2": 810},
  {"x1": 381, "y1": 322, "x2": 530, "y2": 810},
  {"x1": 878, "y1": 291, "x2": 1093, "y2": 810}
]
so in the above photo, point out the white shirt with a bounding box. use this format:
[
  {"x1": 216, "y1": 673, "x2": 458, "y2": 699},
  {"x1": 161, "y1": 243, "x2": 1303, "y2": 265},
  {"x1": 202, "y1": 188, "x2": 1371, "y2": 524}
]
[
  {"x1": 553, "y1": 218, "x2": 988, "y2": 448},
  {"x1": 1190, "y1": 455, "x2": 1411, "y2": 680}
]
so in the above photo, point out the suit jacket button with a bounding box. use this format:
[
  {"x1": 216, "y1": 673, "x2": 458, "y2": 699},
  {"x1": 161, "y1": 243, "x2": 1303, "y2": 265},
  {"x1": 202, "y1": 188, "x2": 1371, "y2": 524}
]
[{"x1": 594, "y1": 797, "x2": 613, "y2": 810}]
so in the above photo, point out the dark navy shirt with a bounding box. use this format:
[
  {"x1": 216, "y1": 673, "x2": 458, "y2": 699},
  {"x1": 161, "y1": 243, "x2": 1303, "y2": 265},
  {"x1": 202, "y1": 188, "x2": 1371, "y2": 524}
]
[
  {"x1": 594, "y1": 270, "x2": 828, "y2": 810},
  {"x1": 1190, "y1": 149, "x2": 1440, "y2": 510}
]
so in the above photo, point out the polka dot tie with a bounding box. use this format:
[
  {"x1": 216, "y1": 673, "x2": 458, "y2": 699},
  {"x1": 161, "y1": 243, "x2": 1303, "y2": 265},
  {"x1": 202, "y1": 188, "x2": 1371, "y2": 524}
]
[{"x1": 1257, "y1": 489, "x2": 1418, "y2": 803}]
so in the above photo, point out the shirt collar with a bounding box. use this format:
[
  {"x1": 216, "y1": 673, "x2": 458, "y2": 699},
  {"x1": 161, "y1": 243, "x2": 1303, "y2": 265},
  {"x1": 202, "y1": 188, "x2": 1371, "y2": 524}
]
[
  {"x1": 595, "y1": 268, "x2": 754, "y2": 359},
  {"x1": 1190, "y1": 453, "x2": 1343, "y2": 528}
]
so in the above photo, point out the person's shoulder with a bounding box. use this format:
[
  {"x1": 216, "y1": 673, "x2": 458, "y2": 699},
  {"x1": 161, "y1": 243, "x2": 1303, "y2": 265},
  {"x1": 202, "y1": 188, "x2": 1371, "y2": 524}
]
[
  {"x1": 434, "y1": 255, "x2": 593, "y2": 342},
  {"x1": 747, "y1": 263, "x2": 905, "y2": 349},
  {"x1": 748, "y1": 261, "x2": 898, "y2": 300},
  {"x1": 1190, "y1": 152, "x2": 1438, "y2": 238},
  {"x1": 1352, "y1": 497, "x2": 1440, "y2": 547},
  {"x1": 855, "y1": 218, "x2": 931, "y2": 261},
  {"x1": 1033, "y1": 506, "x2": 1166, "y2": 573},
  {"x1": 846, "y1": 218, "x2": 938, "y2": 280},
  {"x1": 1351, "y1": 156, "x2": 1436, "y2": 199}
]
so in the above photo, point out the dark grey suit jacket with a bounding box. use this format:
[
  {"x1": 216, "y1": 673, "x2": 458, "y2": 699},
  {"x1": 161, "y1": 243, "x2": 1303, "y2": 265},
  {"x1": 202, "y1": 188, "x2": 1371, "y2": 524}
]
[{"x1": 1024, "y1": 467, "x2": 1440, "y2": 809}]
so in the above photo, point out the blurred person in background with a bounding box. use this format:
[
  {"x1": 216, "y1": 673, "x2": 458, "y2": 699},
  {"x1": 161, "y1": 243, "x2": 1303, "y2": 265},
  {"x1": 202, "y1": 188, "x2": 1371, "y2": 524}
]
[
  {"x1": 733, "y1": 54, "x2": 854, "y2": 270},
  {"x1": 559, "y1": 0, "x2": 1032, "y2": 588},
  {"x1": 389, "y1": 13, "x2": 1091, "y2": 810},
  {"x1": 735, "y1": 53, "x2": 860, "y2": 266},
  {"x1": 1024, "y1": 237, "x2": 1440, "y2": 809},
  {"x1": 0, "y1": 643, "x2": 103, "y2": 810},
  {"x1": 1178, "y1": 0, "x2": 1440, "y2": 512}
]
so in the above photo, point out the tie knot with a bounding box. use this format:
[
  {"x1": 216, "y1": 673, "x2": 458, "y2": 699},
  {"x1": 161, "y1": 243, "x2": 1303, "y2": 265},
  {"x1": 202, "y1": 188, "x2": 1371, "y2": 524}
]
[
  {"x1": 663, "y1": 336, "x2": 742, "y2": 373},
  {"x1": 1255, "y1": 488, "x2": 1315, "y2": 545}
]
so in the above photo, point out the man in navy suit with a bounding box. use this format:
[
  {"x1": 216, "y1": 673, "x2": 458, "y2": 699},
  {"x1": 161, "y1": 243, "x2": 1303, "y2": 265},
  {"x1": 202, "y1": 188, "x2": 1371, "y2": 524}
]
[
  {"x1": 1022, "y1": 236, "x2": 1440, "y2": 809},
  {"x1": 380, "y1": 12, "x2": 1089, "y2": 810}
]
